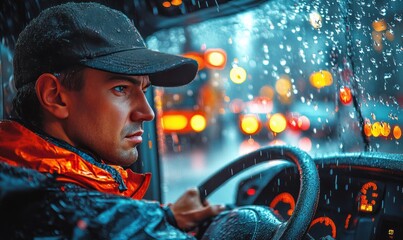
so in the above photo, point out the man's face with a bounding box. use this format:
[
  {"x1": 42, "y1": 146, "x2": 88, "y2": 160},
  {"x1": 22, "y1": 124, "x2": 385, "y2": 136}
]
[{"x1": 63, "y1": 68, "x2": 155, "y2": 166}]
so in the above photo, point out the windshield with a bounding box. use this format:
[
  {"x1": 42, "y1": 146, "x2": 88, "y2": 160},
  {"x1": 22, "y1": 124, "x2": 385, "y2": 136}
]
[{"x1": 145, "y1": 0, "x2": 402, "y2": 202}]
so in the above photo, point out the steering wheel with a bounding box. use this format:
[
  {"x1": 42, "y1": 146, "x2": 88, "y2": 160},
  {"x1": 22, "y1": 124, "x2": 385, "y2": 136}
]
[{"x1": 197, "y1": 145, "x2": 320, "y2": 240}]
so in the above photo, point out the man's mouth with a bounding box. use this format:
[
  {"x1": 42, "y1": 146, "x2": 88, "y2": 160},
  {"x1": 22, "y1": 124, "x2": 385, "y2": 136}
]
[{"x1": 125, "y1": 130, "x2": 143, "y2": 144}]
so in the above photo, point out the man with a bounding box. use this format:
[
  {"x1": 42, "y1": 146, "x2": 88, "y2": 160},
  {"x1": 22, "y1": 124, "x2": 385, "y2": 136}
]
[{"x1": 0, "y1": 2, "x2": 224, "y2": 239}]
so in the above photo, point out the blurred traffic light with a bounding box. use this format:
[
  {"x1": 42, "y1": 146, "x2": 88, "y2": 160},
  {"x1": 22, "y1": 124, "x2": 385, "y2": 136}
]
[
  {"x1": 240, "y1": 114, "x2": 261, "y2": 135},
  {"x1": 339, "y1": 86, "x2": 353, "y2": 105},
  {"x1": 204, "y1": 49, "x2": 227, "y2": 69},
  {"x1": 230, "y1": 66, "x2": 247, "y2": 84},
  {"x1": 182, "y1": 48, "x2": 227, "y2": 71},
  {"x1": 309, "y1": 70, "x2": 333, "y2": 89},
  {"x1": 268, "y1": 113, "x2": 287, "y2": 133},
  {"x1": 161, "y1": 110, "x2": 207, "y2": 133},
  {"x1": 182, "y1": 52, "x2": 206, "y2": 70}
]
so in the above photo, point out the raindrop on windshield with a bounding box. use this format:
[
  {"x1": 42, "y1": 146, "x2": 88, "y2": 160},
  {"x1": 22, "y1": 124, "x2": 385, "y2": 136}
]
[
  {"x1": 349, "y1": 112, "x2": 355, "y2": 118},
  {"x1": 394, "y1": 13, "x2": 402, "y2": 22},
  {"x1": 379, "y1": 6, "x2": 387, "y2": 16},
  {"x1": 280, "y1": 59, "x2": 287, "y2": 66},
  {"x1": 335, "y1": 175, "x2": 338, "y2": 190},
  {"x1": 384, "y1": 73, "x2": 392, "y2": 79}
]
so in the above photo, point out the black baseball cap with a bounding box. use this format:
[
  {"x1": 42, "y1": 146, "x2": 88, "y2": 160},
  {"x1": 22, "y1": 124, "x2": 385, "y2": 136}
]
[{"x1": 13, "y1": 2, "x2": 198, "y2": 89}]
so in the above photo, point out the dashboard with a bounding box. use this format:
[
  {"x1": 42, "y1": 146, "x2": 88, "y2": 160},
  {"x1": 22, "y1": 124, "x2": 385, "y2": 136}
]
[{"x1": 235, "y1": 155, "x2": 403, "y2": 240}]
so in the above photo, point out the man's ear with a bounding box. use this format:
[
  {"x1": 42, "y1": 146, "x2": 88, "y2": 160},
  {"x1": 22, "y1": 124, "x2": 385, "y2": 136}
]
[{"x1": 35, "y1": 73, "x2": 69, "y2": 119}]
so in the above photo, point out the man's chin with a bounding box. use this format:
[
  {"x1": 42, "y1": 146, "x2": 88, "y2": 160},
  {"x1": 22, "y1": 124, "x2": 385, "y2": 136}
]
[
  {"x1": 103, "y1": 149, "x2": 138, "y2": 167},
  {"x1": 122, "y1": 149, "x2": 139, "y2": 167}
]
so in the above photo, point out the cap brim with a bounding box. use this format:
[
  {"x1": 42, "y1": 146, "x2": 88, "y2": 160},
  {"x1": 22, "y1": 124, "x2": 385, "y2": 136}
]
[{"x1": 81, "y1": 48, "x2": 198, "y2": 87}]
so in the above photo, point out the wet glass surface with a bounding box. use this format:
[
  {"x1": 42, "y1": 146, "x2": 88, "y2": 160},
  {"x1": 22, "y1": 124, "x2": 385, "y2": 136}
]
[{"x1": 145, "y1": 0, "x2": 402, "y2": 202}]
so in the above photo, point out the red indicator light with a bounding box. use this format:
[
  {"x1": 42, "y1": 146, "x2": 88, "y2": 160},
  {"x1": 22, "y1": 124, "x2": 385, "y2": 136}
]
[
  {"x1": 344, "y1": 214, "x2": 352, "y2": 229},
  {"x1": 246, "y1": 188, "x2": 256, "y2": 196}
]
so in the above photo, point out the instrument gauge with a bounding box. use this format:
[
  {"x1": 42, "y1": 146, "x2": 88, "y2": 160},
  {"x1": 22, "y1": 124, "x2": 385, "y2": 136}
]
[
  {"x1": 359, "y1": 181, "x2": 379, "y2": 213},
  {"x1": 309, "y1": 216, "x2": 337, "y2": 239},
  {"x1": 269, "y1": 192, "x2": 295, "y2": 220}
]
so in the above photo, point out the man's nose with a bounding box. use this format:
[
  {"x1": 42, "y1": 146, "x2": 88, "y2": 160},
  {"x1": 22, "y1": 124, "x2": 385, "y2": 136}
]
[{"x1": 131, "y1": 93, "x2": 155, "y2": 122}]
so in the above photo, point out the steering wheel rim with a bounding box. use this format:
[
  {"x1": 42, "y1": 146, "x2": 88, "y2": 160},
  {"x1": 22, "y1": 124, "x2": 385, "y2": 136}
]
[{"x1": 198, "y1": 145, "x2": 320, "y2": 239}]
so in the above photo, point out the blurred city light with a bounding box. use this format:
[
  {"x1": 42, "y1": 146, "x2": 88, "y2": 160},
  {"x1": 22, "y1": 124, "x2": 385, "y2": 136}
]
[
  {"x1": 298, "y1": 116, "x2": 310, "y2": 131},
  {"x1": 182, "y1": 52, "x2": 206, "y2": 70},
  {"x1": 371, "y1": 122, "x2": 382, "y2": 137},
  {"x1": 380, "y1": 122, "x2": 391, "y2": 137},
  {"x1": 247, "y1": 97, "x2": 273, "y2": 114},
  {"x1": 385, "y1": 29, "x2": 395, "y2": 41},
  {"x1": 161, "y1": 114, "x2": 188, "y2": 131},
  {"x1": 269, "y1": 113, "x2": 287, "y2": 133},
  {"x1": 309, "y1": 11, "x2": 322, "y2": 29},
  {"x1": 161, "y1": 111, "x2": 206, "y2": 133},
  {"x1": 269, "y1": 139, "x2": 286, "y2": 146},
  {"x1": 259, "y1": 86, "x2": 275, "y2": 100},
  {"x1": 275, "y1": 76, "x2": 292, "y2": 96},
  {"x1": 393, "y1": 126, "x2": 402, "y2": 140},
  {"x1": 229, "y1": 99, "x2": 245, "y2": 113},
  {"x1": 204, "y1": 49, "x2": 227, "y2": 69},
  {"x1": 372, "y1": 31, "x2": 383, "y2": 52},
  {"x1": 309, "y1": 70, "x2": 333, "y2": 89},
  {"x1": 298, "y1": 137, "x2": 312, "y2": 152},
  {"x1": 364, "y1": 120, "x2": 372, "y2": 137},
  {"x1": 288, "y1": 115, "x2": 300, "y2": 131},
  {"x1": 339, "y1": 86, "x2": 353, "y2": 105},
  {"x1": 372, "y1": 19, "x2": 387, "y2": 32},
  {"x1": 239, "y1": 138, "x2": 261, "y2": 155},
  {"x1": 230, "y1": 66, "x2": 247, "y2": 84},
  {"x1": 190, "y1": 114, "x2": 207, "y2": 132},
  {"x1": 240, "y1": 114, "x2": 261, "y2": 135},
  {"x1": 288, "y1": 114, "x2": 310, "y2": 131}
]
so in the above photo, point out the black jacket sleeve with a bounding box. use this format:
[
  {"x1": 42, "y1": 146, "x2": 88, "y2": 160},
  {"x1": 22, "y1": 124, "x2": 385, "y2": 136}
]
[{"x1": 0, "y1": 162, "x2": 194, "y2": 240}]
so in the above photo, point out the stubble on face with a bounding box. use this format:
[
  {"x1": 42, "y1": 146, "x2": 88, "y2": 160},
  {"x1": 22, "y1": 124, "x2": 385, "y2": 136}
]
[{"x1": 62, "y1": 69, "x2": 153, "y2": 167}]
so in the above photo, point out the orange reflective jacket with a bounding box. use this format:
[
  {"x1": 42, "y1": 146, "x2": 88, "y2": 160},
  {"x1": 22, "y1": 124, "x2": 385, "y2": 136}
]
[{"x1": 0, "y1": 120, "x2": 151, "y2": 199}]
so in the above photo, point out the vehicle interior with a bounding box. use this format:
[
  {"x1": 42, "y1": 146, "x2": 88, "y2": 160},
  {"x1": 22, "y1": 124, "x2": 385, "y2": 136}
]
[{"x1": 1, "y1": 0, "x2": 402, "y2": 239}]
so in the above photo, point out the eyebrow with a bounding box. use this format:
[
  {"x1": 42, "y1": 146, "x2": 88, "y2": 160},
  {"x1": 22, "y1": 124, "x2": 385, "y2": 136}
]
[{"x1": 107, "y1": 74, "x2": 151, "y2": 88}]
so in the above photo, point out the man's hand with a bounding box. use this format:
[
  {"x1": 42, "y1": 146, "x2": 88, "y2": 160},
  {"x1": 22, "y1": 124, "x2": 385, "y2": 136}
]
[{"x1": 169, "y1": 188, "x2": 226, "y2": 231}]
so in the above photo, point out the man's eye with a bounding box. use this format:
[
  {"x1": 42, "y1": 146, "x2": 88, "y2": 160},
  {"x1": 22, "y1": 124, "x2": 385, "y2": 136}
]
[{"x1": 113, "y1": 86, "x2": 127, "y2": 93}]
